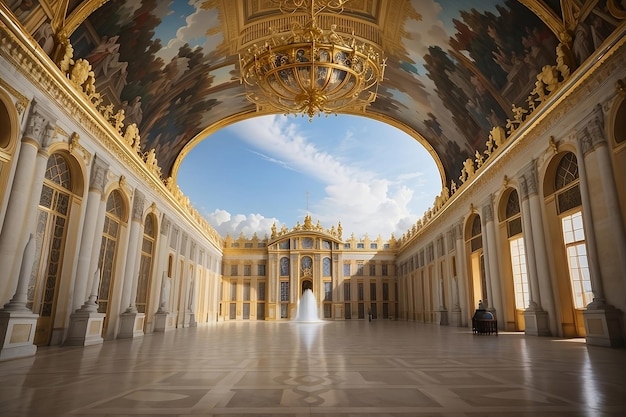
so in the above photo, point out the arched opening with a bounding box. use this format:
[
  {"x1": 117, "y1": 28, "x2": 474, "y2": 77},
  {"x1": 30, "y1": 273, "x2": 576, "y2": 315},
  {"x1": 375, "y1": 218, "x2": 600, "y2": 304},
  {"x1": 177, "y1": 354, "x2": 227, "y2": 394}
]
[
  {"x1": 543, "y1": 151, "x2": 590, "y2": 337},
  {"x1": 465, "y1": 214, "x2": 486, "y2": 312},
  {"x1": 498, "y1": 187, "x2": 528, "y2": 331},
  {"x1": 301, "y1": 279, "x2": 312, "y2": 293},
  {"x1": 29, "y1": 153, "x2": 76, "y2": 345},
  {"x1": 98, "y1": 189, "x2": 126, "y2": 336}
]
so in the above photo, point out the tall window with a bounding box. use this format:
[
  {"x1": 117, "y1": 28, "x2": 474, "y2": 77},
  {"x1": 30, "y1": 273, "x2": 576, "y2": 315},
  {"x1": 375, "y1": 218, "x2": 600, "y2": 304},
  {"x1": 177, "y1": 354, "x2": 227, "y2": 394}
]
[
  {"x1": 29, "y1": 154, "x2": 73, "y2": 345},
  {"x1": 258, "y1": 264, "x2": 266, "y2": 276},
  {"x1": 98, "y1": 190, "x2": 125, "y2": 334},
  {"x1": 562, "y1": 212, "x2": 592, "y2": 308},
  {"x1": 280, "y1": 281, "x2": 289, "y2": 318},
  {"x1": 324, "y1": 282, "x2": 332, "y2": 301},
  {"x1": 323, "y1": 257, "x2": 331, "y2": 276},
  {"x1": 136, "y1": 214, "x2": 156, "y2": 313},
  {"x1": 505, "y1": 190, "x2": 529, "y2": 310},
  {"x1": 280, "y1": 257, "x2": 289, "y2": 276},
  {"x1": 555, "y1": 153, "x2": 592, "y2": 308},
  {"x1": 343, "y1": 263, "x2": 350, "y2": 276}
]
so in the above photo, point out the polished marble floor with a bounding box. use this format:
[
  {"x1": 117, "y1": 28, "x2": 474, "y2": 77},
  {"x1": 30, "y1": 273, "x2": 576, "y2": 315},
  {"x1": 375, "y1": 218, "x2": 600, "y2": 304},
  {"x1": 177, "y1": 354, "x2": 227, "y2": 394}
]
[{"x1": 0, "y1": 320, "x2": 625, "y2": 416}]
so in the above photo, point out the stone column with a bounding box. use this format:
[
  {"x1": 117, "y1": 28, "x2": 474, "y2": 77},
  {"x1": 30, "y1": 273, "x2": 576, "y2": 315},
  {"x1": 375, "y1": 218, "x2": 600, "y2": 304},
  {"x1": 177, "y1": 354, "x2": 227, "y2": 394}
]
[
  {"x1": 581, "y1": 107, "x2": 626, "y2": 300},
  {"x1": 518, "y1": 175, "x2": 541, "y2": 310},
  {"x1": 0, "y1": 104, "x2": 50, "y2": 304},
  {"x1": 576, "y1": 108, "x2": 624, "y2": 347},
  {"x1": 118, "y1": 190, "x2": 146, "y2": 338},
  {"x1": 0, "y1": 234, "x2": 39, "y2": 359},
  {"x1": 481, "y1": 198, "x2": 503, "y2": 320},
  {"x1": 525, "y1": 163, "x2": 556, "y2": 334},
  {"x1": 121, "y1": 190, "x2": 145, "y2": 313},
  {"x1": 519, "y1": 173, "x2": 550, "y2": 336},
  {"x1": 454, "y1": 221, "x2": 469, "y2": 327},
  {"x1": 289, "y1": 253, "x2": 298, "y2": 318},
  {"x1": 71, "y1": 155, "x2": 109, "y2": 312}
]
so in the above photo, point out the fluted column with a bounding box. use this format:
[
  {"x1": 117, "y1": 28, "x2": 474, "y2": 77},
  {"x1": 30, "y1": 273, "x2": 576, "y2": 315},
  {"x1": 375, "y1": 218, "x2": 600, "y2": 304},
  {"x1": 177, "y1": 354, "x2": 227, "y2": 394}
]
[
  {"x1": 23, "y1": 123, "x2": 54, "y2": 236},
  {"x1": 524, "y1": 163, "x2": 556, "y2": 330},
  {"x1": 122, "y1": 190, "x2": 145, "y2": 313},
  {"x1": 579, "y1": 107, "x2": 626, "y2": 303},
  {"x1": 575, "y1": 106, "x2": 625, "y2": 346},
  {"x1": 575, "y1": 127, "x2": 606, "y2": 304},
  {"x1": 155, "y1": 215, "x2": 171, "y2": 313},
  {"x1": 71, "y1": 155, "x2": 109, "y2": 311},
  {"x1": 0, "y1": 103, "x2": 51, "y2": 304},
  {"x1": 454, "y1": 221, "x2": 468, "y2": 326},
  {"x1": 482, "y1": 197, "x2": 503, "y2": 320},
  {"x1": 518, "y1": 175, "x2": 541, "y2": 310}
]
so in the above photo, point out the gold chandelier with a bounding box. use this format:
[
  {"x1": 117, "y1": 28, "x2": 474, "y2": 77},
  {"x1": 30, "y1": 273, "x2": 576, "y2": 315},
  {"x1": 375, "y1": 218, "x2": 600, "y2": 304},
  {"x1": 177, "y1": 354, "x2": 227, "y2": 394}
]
[{"x1": 240, "y1": 0, "x2": 386, "y2": 120}]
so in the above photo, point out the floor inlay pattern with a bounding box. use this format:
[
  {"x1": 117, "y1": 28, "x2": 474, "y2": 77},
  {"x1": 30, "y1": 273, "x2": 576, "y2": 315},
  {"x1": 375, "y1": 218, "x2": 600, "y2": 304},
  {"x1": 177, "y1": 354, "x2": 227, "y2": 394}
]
[{"x1": 0, "y1": 320, "x2": 625, "y2": 416}]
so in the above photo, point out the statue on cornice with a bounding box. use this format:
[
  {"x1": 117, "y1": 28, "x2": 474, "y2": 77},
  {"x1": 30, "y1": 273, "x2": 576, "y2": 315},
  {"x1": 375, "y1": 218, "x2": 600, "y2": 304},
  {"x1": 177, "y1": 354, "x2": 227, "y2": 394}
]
[{"x1": 303, "y1": 214, "x2": 312, "y2": 230}]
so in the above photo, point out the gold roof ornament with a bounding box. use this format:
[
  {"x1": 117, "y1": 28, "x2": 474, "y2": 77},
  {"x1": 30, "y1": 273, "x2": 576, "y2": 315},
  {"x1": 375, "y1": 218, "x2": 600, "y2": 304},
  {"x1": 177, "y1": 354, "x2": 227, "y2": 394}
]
[{"x1": 239, "y1": 0, "x2": 386, "y2": 121}]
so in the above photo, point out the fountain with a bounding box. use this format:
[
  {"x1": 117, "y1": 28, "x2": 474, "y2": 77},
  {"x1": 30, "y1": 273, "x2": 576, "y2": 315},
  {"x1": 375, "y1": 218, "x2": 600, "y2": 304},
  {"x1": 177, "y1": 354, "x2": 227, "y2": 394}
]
[{"x1": 294, "y1": 289, "x2": 321, "y2": 322}]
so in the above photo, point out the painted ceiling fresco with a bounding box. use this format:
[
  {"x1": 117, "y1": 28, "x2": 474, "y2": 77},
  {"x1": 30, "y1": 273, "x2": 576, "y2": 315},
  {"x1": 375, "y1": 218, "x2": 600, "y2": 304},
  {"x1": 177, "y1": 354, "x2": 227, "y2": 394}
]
[{"x1": 6, "y1": 0, "x2": 626, "y2": 184}]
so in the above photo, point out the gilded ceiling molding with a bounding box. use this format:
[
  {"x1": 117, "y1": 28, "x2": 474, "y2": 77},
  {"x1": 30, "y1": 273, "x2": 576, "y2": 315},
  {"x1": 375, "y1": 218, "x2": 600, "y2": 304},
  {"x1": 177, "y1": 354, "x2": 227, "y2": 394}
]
[
  {"x1": 56, "y1": 0, "x2": 109, "y2": 40},
  {"x1": 518, "y1": 0, "x2": 566, "y2": 39},
  {"x1": 172, "y1": 107, "x2": 447, "y2": 189},
  {"x1": 0, "y1": 77, "x2": 29, "y2": 115}
]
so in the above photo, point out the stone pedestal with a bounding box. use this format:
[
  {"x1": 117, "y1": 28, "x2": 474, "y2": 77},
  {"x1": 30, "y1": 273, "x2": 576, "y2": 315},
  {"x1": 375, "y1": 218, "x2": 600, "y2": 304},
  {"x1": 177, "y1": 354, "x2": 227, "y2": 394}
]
[
  {"x1": 438, "y1": 309, "x2": 449, "y2": 326},
  {"x1": 524, "y1": 309, "x2": 551, "y2": 336},
  {"x1": 0, "y1": 310, "x2": 38, "y2": 360},
  {"x1": 584, "y1": 307, "x2": 624, "y2": 347},
  {"x1": 186, "y1": 312, "x2": 197, "y2": 328},
  {"x1": 65, "y1": 310, "x2": 105, "y2": 346},
  {"x1": 449, "y1": 308, "x2": 462, "y2": 327},
  {"x1": 118, "y1": 312, "x2": 145, "y2": 339},
  {"x1": 154, "y1": 312, "x2": 176, "y2": 332}
]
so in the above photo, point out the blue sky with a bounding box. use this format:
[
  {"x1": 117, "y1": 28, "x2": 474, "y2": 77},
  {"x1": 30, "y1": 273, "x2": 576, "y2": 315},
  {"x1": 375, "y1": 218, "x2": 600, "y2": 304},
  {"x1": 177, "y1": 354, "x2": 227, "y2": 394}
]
[{"x1": 177, "y1": 115, "x2": 442, "y2": 240}]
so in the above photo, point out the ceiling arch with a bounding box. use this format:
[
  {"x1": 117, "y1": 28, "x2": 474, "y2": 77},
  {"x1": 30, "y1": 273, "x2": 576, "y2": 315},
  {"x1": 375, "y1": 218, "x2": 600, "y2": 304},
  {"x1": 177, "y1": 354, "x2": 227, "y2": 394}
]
[{"x1": 6, "y1": 0, "x2": 625, "y2": 187}]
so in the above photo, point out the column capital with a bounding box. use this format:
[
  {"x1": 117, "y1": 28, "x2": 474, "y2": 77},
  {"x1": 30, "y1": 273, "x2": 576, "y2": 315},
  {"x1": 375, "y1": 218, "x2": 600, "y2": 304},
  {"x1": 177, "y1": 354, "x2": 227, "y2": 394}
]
[
  {"x1": 161, "y1": 214, "x2": 171, "y2": 236},
  {"x1": 481, "y1": 198, "x2": 494, "y2": 223},
  {"x1": 131, "y1": 189, "x2": 145, "y2": 222},
  {"x1": 576, "y1": 104, "x2": 607, "y2": 156},
  {"x1": 519, "y1": 175, "x2": 529, "y2": 200},
  {"x1": 89, "y1": 154, "x2": 109, "y2": 194},
  {"x1": 23, "y1": 100, "x2": 56, "y2": 149}
]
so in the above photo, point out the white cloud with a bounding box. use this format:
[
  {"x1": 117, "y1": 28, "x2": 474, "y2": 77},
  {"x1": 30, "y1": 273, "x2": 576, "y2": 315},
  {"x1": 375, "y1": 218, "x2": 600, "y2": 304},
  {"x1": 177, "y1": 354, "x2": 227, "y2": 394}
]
[
  {"x1": 205, "y1": 209, "x2": 278, "y2": 239},
  {"x1": 202, "y1": 115, "x2": 438, "y2": 239},
  {"x1": 157, "y1": 3, "x2": 222, "y2": 63}
]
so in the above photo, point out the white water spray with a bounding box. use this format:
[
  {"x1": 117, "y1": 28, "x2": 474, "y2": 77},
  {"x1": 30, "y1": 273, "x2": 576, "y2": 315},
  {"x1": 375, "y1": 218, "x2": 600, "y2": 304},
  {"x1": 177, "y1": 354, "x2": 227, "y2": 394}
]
[{"x1": 294, "y1": 289, "x2": 321, "y2": 322}]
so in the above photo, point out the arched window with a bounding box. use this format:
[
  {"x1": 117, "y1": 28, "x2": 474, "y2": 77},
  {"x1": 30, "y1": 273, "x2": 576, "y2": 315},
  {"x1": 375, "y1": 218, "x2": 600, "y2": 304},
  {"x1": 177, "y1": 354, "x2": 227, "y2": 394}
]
[
  {"x1": 280, "y1": 256, "x2": 289, "y2": 276},
  {"x1": 28, "y1": 153, "x2": 73, "y2": 345},
  {"x1": 504, "y1": 189, "x2": 529, "y2": 310},
  {"x1": 98, "y1": 190, "x2": 125, "y2": 332},
  {"x1": 323, "y1": 257, "x2": 331, "y2": 276},
  {"x1": 469, "y1": 215, "x2": 482, "y2": 252},
  {"x1": 554, "y1": 153, "x2": 593, "y2": 308},
  {"x1": 136, "y1": 214, "x2": 156, "y2": 314}
]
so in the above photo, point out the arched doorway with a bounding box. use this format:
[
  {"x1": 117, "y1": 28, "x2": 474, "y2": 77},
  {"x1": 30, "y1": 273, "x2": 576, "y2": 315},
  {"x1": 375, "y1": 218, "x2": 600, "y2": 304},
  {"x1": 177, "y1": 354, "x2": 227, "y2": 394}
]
[
  {"x1": 29, "y1": 153, "x2": 76, "y2": 345},
  {"x1": 98, "y1": 189, "x2": 126, "y2": 336},
  {"x1": 301, "y1": 279, "x2": 312, "y2": 293},
  {"x1": 466, "y1": 214, "x2": 487, "y2": 312},
  {"x1": 543, "y1": 151, "x2": 591, "y2": 337}
]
